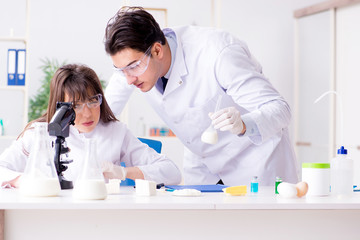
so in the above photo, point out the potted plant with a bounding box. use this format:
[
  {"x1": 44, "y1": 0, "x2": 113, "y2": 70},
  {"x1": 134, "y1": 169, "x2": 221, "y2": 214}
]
[{"x1": 28, "y1": 58, "x2": 64, "y2": 121}]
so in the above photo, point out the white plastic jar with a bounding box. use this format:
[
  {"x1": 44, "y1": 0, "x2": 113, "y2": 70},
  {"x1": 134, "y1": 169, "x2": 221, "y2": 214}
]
[{"x1": 302, "y1": 163, "x2": 330, "y2": 196}]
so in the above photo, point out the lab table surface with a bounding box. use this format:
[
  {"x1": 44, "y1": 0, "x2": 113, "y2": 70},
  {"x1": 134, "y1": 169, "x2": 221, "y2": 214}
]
[{"x1": 1, "y1": 186, "x2": 360, "y2": 240}]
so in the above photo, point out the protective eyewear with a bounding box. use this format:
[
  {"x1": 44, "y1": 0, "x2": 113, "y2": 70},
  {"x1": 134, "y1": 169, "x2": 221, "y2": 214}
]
[
  {"x1": 113, "y1": 45, "x2": 152, "y2": 77},
  {"x1": 73, "y1": 94, "x2": 102, "y2": 113}
]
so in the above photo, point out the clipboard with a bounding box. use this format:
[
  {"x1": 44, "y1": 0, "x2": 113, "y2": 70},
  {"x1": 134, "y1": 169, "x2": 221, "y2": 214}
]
[{"x1": 165, "y1": 184, "x2": 228, "y2": 192}]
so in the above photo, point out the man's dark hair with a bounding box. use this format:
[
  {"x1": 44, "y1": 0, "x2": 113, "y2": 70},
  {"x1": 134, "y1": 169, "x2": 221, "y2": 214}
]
[{"x1": 104, "y1": 6, "x2": 166, "y2": 55}]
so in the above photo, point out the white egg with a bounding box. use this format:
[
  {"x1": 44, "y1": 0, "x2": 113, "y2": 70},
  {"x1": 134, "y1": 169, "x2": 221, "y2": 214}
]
[
  {"x1": 277, "y1": 182, "x2": 297, "y2": 198},
  {"x1": 296, "y1": 181, "x2": 308, "y2": 197}
]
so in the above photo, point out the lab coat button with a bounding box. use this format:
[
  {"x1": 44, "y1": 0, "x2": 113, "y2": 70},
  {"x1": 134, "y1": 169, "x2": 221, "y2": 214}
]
[{"x1": 178, "y1": 80, "x2": 183, "y2": 85}]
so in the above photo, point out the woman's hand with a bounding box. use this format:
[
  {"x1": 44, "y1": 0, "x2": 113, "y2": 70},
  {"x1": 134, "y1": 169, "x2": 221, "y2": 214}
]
[
  {"x1": 1, "y1": 175, "x2": 21, "y2": 188},
  {"x1": 101, "y1": 161, "x2": 127, "y2": 181}
]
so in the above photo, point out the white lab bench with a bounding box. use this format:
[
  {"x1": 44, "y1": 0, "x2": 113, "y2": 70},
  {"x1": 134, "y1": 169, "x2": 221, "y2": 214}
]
[{"x1": 1, "y1": 186, "x2": 360, "y2": 240}]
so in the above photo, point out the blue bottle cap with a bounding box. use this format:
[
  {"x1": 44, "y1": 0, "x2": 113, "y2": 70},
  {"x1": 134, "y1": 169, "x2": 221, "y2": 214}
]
[{"x1": 337, "y1": 146, "x2": 347, "y2": 155}]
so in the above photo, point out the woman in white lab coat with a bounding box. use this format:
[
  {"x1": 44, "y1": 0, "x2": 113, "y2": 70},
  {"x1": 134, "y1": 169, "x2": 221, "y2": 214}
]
[
  {"x1": 0, "y1": 64, "x2": 181, "y2": 187},
  {"x1": 104, "y1": 7, "x2": 298, "y2": 186}
]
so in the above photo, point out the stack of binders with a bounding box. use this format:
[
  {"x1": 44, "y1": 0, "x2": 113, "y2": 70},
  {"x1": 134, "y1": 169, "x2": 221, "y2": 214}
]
[{"x1": 7, "y1": 49, "x2": 26, "y2": 86}]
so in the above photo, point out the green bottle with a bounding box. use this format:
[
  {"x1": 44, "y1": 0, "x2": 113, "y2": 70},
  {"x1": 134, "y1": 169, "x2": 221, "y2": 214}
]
[{"x1": 275, "y1": 176, "x2": 282, "y2": 194}]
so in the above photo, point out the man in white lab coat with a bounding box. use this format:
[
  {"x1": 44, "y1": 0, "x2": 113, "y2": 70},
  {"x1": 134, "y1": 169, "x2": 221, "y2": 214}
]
[{"x1": 104, "y1": 6, "x2": 298, "y2": 186}]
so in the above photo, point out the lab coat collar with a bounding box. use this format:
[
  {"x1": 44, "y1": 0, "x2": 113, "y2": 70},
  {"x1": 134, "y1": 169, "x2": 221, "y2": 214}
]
[
  {"x1": 69, "y1": 121, "x2": 104, "y2": 139},
  {"x1": 162, "y1": 28, "x2": 188, "y2": 98}
]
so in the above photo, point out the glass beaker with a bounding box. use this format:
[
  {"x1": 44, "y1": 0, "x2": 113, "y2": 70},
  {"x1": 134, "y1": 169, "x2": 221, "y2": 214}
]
[
  {"x1": 201, "y1": 95, "x2": 222, "y2": 144},
  {"x1": 19, "y1": 122, "x2": 61, "y2": 197},
  {"x1": 73, "y1": 138, "x2": 107, "y2": 200}
]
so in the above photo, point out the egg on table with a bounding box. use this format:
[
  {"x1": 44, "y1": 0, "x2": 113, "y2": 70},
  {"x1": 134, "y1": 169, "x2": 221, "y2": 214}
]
[
  {"x1": 296, "y1": 181, "x2": 308, "y2": 197},
  {"x1": 277, "y1": 181, "x2": 308, "y2": 198},
  {"x1": 277, "y1": 182, "x2": 298, "y2": 198}
]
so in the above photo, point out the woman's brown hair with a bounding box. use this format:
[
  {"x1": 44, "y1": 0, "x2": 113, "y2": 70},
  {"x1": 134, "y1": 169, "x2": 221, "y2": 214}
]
[{"x1": 19, "y1": 64, "x2": 117, "y2": 138}]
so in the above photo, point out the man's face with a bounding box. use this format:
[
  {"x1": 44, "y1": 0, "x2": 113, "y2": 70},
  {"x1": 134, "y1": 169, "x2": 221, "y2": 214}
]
[{"x1": 111, "y1": 47, "x2": 160, "y2": 92}]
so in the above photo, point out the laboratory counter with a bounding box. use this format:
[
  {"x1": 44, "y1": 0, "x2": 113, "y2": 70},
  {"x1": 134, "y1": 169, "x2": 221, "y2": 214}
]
[{"x1": 1, "y1": 187, "x2": 360, "y2": 240}]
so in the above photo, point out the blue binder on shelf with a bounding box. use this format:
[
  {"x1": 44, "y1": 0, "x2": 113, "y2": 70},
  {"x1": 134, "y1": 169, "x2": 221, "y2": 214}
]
[
  {"x1": 16, "y1": 49, "x2": 26, "y2": 86},
  {"x1": 7, "y1": 49, "x2": 26, "y2": 86},
  {"x1": 7, "y1": 49, "x2": 17, "y2": 85}
]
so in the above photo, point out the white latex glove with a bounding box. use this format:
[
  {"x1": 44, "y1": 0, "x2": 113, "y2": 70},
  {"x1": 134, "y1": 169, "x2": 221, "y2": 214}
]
[
  {"x1": 209, "y1": 107, "x2": 245, "y2": 135},
  {"x1": 101, "y1": 161, "x2": 127, "y2": 181}
]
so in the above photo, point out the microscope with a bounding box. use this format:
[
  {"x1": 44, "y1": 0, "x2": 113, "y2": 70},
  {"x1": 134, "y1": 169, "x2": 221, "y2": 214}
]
[{"x1": 48, "y1": 102, "x2": 76, "y2": 189}]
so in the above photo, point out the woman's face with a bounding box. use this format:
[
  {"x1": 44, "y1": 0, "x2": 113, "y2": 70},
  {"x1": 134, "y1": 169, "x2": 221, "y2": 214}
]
[{"x1": 64, "y1": 93, "x2": 101, "y2": 133}]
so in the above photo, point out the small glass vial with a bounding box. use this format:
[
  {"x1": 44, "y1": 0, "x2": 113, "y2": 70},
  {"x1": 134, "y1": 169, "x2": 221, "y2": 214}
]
[
  {"x1": 251, "y1": 176, "x2": 258, "y2": 193},
  {"x1": 275, "y1": 176, "x2": 282, "y2": 194},
  {"x1": 0, "y1": 119, "x2": 4, "y2": 136}
]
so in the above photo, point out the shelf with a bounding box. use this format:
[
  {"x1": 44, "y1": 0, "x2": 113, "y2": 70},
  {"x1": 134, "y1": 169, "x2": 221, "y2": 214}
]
[
  {"x1": 0, "y1": 37, "x2": 27, "y2": 43},
  {"x1": 0, "y1": 136, "x2": 17, "y2": 140},
  {"x1": 0, "y1": 0, "x2": 29, "y2": 151},
  {"x1": 0, "y1": 86, "x2": 26, "y2": 92}
]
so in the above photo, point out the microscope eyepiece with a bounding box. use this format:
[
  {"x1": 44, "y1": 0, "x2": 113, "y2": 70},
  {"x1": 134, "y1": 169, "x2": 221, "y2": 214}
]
[{"x1": 48, "y1": 102, "x2": 75, "y2": 138}]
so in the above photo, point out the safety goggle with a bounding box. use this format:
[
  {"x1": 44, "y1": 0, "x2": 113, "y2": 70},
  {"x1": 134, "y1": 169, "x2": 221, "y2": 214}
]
[
  {"x1": 113, "y1": 45, "x2": 152, "y2": 77},
  {"x1": 73, "y1": 94, "x2": 102, "y2": 113}
]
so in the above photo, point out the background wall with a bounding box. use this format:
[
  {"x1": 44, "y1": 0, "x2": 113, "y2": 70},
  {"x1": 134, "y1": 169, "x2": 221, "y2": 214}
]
[{"x1": 0, "y1": 0, "x2": 325, "y2": 163}]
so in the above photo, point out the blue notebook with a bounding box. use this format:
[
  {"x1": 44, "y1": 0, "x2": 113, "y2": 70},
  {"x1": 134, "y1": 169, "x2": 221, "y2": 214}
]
[{"x1": 165, "y1": 185, "x2": 228, "y2": 192}]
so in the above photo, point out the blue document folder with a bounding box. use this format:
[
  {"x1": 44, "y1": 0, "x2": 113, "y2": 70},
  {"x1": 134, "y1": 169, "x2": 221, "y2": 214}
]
[
  {"x1": 7, "y1": 49, "x2": 16, "y2": 85},
  {"x1": 16, "y1": 49, "x2": 26, "y2": 85},
  {"x1": 165, "y1": 185, "x2": 228, "y2": 192},
  {"x1": 7, "y1": 49, "x2": 26, "y2": 85}
]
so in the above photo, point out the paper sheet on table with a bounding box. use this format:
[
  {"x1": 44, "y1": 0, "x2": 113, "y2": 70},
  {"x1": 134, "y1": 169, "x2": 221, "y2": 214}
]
[{"x1": 165, "y1": 184, "x2": 228, "y2": 192}]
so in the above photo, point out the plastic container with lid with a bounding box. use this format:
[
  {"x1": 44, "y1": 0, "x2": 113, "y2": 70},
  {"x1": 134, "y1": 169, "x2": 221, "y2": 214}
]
[
  {"x1": 331, "y1": 146, "x2": 353, "y2": 196},
  {"x1": 302, "y1": 163, "x2": 330, "y2": 196}
]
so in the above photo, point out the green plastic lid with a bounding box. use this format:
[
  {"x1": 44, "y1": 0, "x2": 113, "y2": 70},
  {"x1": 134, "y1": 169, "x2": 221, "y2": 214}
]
[{"x1": 302, "y1": 163, "x2": 330, "y2": 169}]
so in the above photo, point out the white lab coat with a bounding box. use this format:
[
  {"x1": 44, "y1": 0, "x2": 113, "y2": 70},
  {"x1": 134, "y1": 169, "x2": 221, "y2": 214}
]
[
  {"x1": 105, "y1": 26, "x2": 299, "y2": 186},
  {"x1": 0, "y1": 121, "x2": 181, "y2": 185}
]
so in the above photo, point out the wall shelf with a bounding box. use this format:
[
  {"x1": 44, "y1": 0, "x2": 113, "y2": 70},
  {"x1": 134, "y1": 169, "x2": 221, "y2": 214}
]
[
  {"x1": 0, "y1": 136, "x2": 17, "y2": 140},
  {"x1": 0, "y1": 0, "x2": 30, "y2": 152},
  {"x1": 0, "y1": 86, "x2": 26, "y2": 92},
  {"x1": 0, "y1": 37, "x2": 27, "y2": 43}
]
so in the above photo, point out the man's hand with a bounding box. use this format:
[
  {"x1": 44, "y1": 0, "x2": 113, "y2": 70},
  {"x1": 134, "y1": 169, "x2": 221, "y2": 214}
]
[{"x1": 209, "y1": 107, "x2": 245, "y2": 135}]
